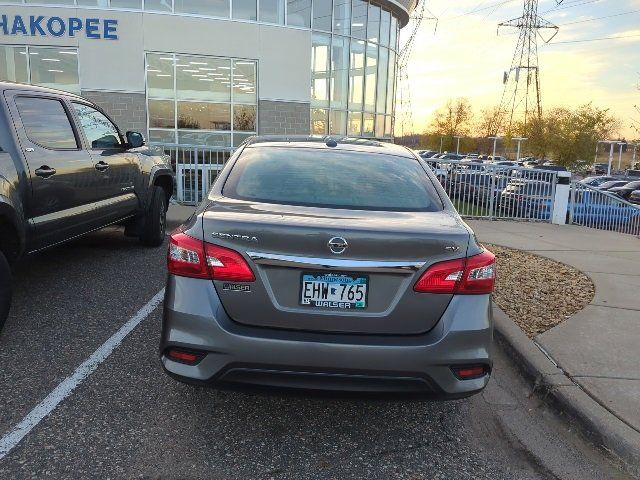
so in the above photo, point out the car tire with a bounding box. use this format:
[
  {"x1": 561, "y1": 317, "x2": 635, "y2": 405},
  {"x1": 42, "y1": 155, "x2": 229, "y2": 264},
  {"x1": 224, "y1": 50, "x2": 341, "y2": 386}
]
[
  {"x1": 0, "y1": 250, "x2": 11, "y2": 333},
  {"x1": 140, "y1": 186, "x2": 168, "y2": 247}
]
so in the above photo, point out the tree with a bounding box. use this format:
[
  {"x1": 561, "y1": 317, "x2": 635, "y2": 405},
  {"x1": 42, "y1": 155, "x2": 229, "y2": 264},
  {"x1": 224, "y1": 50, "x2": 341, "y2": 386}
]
[
  {"x1": 526, "y1": 104, "x2": 620, "y2": 167},
  {"x1": 427, "y1": 98, "x2": 474, "y2": 152}
]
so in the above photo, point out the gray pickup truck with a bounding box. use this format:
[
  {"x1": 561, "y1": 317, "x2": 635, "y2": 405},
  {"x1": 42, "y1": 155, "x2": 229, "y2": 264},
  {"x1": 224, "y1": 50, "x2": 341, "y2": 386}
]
[{"x1": 0, "y1": 82, "x2": 174, "y2": 331}]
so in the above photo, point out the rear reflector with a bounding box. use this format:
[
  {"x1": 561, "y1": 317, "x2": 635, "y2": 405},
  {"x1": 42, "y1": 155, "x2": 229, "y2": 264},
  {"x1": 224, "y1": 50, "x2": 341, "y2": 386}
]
[
  {"x1": 166, "y1": 348, "x2": 205, "y2": 365},
  {"x1": 452, "y1": 365, "x2": 489, "y2": 380},
  {"x1": 414, "y1": 249, "x2": 496, "y2": 295},
  {"x1": 167, "y1": 230, "x2": 255, "y2": 282}
]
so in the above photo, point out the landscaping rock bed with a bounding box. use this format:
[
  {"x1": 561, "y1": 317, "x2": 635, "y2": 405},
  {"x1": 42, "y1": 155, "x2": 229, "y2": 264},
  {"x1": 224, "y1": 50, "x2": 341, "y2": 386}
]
[{"x1": 486, "y1": 244, "x2": 595, "y2": 338}]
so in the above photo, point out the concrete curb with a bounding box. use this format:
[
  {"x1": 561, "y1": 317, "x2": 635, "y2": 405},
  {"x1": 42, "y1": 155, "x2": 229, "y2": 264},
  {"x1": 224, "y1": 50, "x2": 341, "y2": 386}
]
[{"x1": 492, "y1": 306, "x2": 640, "y2": 478}]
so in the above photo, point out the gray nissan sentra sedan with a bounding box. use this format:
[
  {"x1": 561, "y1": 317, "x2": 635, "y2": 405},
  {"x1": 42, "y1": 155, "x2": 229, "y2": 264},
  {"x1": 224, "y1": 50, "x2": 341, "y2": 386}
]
[{"x1": 161, "y1": 136, "x2": 495, "y2": 399}]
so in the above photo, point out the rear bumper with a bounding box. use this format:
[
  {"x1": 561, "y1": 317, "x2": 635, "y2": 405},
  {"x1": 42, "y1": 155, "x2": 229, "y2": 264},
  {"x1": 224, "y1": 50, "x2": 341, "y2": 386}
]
[{"x1": 160, "y1": 276, "x2": 493, "y2": 399}]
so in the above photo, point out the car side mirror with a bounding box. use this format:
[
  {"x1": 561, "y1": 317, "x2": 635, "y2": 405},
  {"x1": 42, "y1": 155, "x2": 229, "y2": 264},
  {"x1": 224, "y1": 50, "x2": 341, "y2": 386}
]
[{"x1": 126, "y1": 131, "x2": 145, "y2": 148}]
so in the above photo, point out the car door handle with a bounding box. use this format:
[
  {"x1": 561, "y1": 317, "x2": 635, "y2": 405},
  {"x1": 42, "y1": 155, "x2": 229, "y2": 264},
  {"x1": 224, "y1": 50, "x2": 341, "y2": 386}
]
[
  {"x1": 95, "y1": 161, "x2": 110, "y2": 172},
  {"x1": 34, "y1": 166, "x2": 56, "y2": 178}
]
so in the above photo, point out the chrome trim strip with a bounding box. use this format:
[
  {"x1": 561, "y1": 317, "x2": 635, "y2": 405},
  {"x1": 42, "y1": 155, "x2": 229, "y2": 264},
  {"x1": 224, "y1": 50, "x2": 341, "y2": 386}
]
[{"x1": 246, "y1": 251, "x2": 425, "y2": 274}]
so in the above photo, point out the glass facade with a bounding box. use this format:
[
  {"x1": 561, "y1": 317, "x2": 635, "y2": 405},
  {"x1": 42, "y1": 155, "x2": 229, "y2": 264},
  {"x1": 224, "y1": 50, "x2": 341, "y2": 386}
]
[
  {"x1": 311, "y1": 0, "x2": 400, "y2": 138},
  {"x1": 0, "y1": 46, "x2": 79, "y2": 94},
  {"x1": 146, "y1": 53, "x2": 257, "y2": 147},
  {"x1": 0, "y1": 0, "x2": 402, "y2": 142}
]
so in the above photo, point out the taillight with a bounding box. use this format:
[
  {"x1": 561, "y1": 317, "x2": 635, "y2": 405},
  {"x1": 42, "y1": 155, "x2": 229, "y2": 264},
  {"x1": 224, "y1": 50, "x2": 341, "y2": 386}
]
[
  {"x1": 413, "y1": 258, "x2": 465, "y2": 294},
  {"x1": 206, "y1": 243, "x2": 256, "y2": 282},
  {"x1": 414, "y1": 250, "x2": 496, "y2": 295},
  {"x1": 167, "y1": 230, "x2": 255, "y2": 282},
  {"x1": 168, "y1": 231, "x2": 210, "y2": 279}
]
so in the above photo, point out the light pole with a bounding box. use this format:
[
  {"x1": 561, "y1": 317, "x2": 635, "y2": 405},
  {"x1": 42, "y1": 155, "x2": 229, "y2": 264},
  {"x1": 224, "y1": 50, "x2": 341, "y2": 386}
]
[
  {"x1": 597, "y1": 141, "x2": 618, "y2": 176},
  {"x1": 454, "y1": 135, "x2": 464, "y2": 155},
  {"x1": 633, "y1": 143, "x2": 638, "y2": 168},
  {"x1": 439, "y1": 136, "x2": 444, "y2": 153},
  {"x1": 618, "y1": 142, "x2": 625, "y2": 171},
  {"x1": 488, "y1": 136, "x2": 500, "y2": 159},
  {"x1": 512, "y1": 137, "x2": 527, "y2": 161}
]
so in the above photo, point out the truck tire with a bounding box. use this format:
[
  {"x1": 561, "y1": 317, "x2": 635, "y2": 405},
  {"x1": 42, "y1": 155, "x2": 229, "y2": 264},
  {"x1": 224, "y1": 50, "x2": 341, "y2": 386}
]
[
  {"x1": 0, "y1": 250, "x2": 11, "y2": 332},
  {"x1": 140, "y1": 186, "x2": 167, "y2": 247}
]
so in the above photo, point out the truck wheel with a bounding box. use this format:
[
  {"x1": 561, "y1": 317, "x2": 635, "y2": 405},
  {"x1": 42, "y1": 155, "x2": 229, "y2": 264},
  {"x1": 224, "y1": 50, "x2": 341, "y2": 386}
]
[
  {"x1": 0, "y1": 250, "x2": 11, "y2": 332},
  {"x1": 140, "y1": 186, "x2": 167, "y2": 247}
]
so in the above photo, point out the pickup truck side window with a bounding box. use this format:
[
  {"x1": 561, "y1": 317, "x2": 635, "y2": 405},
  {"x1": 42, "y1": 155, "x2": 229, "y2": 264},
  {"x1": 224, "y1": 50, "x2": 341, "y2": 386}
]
[
  {"x1": 72, "y1": 103, "x2": 123, "y2": 149},
  {"x1": 15, "y1": 97, "x2": 78, "y2": 150}
]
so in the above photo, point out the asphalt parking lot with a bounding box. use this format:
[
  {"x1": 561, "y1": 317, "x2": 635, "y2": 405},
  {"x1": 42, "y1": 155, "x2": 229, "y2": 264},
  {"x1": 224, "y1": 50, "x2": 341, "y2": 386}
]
[{"x1": 0, "y1": 227, "x2": 631, "y2": 479}]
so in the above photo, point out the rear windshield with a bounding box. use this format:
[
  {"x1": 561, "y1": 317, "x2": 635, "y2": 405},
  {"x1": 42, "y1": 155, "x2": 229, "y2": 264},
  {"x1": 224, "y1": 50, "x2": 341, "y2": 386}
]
[{"x1": 223, "y1": 147, "x2": 443, "y2": 211}]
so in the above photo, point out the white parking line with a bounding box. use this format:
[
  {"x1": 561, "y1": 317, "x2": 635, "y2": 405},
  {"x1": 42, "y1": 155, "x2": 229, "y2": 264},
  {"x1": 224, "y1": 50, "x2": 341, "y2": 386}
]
[{"x1": 0, "y1": 288, "x2": 165, "y2": 461}]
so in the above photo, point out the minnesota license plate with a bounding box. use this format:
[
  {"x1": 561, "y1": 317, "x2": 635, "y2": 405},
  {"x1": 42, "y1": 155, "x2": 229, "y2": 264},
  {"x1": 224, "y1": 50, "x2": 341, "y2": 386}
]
[{"x1": 300, "y1": 272, "x2": 368, "y2": 309}]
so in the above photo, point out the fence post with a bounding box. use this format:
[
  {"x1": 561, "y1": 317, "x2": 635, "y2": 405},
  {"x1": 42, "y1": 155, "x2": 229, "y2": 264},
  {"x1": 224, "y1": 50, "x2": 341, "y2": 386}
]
[
  {"x1": 488, "y1": 165, "x2": 496, "y2": 220},
  {"x1": 551, "y1": 171, "x2": 571, "y2": 225},
  {"x1": 568, "y1": 182, "x2": 576, "y2": 225}
]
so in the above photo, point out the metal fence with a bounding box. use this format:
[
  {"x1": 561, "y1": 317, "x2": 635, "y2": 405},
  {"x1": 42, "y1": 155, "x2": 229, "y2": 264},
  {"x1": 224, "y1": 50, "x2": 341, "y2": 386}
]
[
  {"x1": 423, "y1": 160, "x2": 559, "y2": 221},
  {"x1": 568, "y1": 182, "x2": 640, "y2": 235},
  {"x1": 149, "y1": 143, "x2": 235, "y2": 204}
]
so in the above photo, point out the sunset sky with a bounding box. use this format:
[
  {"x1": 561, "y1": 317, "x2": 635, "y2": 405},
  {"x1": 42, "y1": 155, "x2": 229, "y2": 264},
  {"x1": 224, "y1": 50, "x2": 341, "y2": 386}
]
[{"x1": 400, "y1": 0, "x2": 640, "y2": 139}]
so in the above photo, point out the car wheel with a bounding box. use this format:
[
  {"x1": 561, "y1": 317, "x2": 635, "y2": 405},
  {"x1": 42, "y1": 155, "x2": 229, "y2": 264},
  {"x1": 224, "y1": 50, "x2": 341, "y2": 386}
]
[
  {"x1": 140, "y1": 186, "x2": 168, "y2": 247},
  {"x1": 0, "y1": 250, "x2": 11, "y2": 333}
]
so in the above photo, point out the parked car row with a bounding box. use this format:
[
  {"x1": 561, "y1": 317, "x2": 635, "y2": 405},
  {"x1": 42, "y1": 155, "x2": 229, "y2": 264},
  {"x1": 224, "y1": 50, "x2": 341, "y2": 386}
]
[
  {"x1": 423, "y1": 162, "x2": 640, "y2": 231},
  {"x1": 580, "y1": 176, "x2": 640, "y2": 204},
  {"x1": 417, "y1": 151, "x2": 567, "y2": 172}
]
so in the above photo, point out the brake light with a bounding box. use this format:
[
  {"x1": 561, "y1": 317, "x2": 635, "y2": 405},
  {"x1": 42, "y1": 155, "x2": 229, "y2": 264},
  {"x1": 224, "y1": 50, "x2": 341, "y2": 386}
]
[
  {"x1": 414, "y1": 250, "x2": 496, "y2": 295},
  {"x1": 167, "y1": 230, "x2": 255, "y2": 282}
]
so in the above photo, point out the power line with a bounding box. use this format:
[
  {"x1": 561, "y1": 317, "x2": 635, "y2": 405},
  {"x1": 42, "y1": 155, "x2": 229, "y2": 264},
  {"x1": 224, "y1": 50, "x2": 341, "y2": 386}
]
[
  {"x1": 442, "y1": 0, "x2": 519, "y2": 21},
  {"x1": 540, "y1": 0, "x2": 607, "y2": 15},
  {"x1": 556, "y1": 8, "x2": 640, "y2": 26},
  {"x1": 546, "y1": 32, "x2": 640, "y2": 45}
]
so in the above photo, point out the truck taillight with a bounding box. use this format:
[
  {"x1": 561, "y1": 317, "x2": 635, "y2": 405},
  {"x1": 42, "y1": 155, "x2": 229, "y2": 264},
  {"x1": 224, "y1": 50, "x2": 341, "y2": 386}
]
[
  {"x1": 414, "y1": 250, "x2": 496, "y2": 295},
  {"x1": 168, "y1": 230, "x2": 255, "y2": 282}
]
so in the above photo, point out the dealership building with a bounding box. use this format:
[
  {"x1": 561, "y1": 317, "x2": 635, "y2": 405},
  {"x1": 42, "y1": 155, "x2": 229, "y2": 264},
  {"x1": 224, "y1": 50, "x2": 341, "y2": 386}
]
[{"x1": 0, "y1": 0, "x2": 415, "y2": 147}]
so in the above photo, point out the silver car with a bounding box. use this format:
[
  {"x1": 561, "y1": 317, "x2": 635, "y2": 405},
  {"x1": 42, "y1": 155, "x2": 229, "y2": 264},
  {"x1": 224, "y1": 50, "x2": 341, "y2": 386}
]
[{"x1": 161, "y1": 137, "x2": 495, "y2": 399}]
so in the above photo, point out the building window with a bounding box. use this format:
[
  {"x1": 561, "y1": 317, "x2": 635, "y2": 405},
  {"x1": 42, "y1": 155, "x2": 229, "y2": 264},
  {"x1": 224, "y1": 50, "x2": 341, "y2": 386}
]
[
  {"x1": 287, "y1": 0, "x2": 311, "y2": 28},
  {"x1": 312, "y1": 0, "x2": 332, "y2": 32},
  {"x1": 146, "y1": 52, "x2": 257, "y2": 147},
  {"x1": 311, "y1": 33, "x2": 330, "y2": 107},
  {"x1": 363, "y1": 42, "x2": 377, "y2": 112},
  {"x1": 110, "y1": 0, "x2": 142, "y2": 8},
  {"x1": 260, "y1": 0, "x2": 285, "y2": 24},
  {"x1": 333, "y1": 0, "x2": 351, "y2": 36},
  {"x1": 0, "y1": 46, "x2": 28, "y2": 85},
  {"x1": 233, "y1": 0, "x2": 257, "y2": 20},
  {"x1": 310, "y1": 2, "x2": 399, "y2": 139},
  {"x1": 379, "y1": 8, "x2": 391, "y2": 47},
  {"x1": 144, "y1": 0, "x2": 173, "y2": 12},
  {"x1": 175, "y1": 0, "x2": 230, "y2": 17},
  {"x1": 0, "y1": 46, "x2": 79, "y2": 94},
  {"x1": 366, "y1": 3, "x2": 380, "y2": 43},
  {"x1": 330, "y1": 35, "x2": 349, "y2": 110},
  {"x1": 311, "y1": 108, "x2": 328, "y2": 134},
  {"x1": 376, "y1": 46, "x2": 388, "y2": 114},
  {"x1": 351, "y1": 0, "x2": 368, "y2": 40}
]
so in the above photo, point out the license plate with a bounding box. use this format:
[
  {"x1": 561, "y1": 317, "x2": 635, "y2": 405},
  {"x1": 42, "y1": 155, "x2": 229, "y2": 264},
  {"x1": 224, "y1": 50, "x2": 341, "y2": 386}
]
[{"x1": 300, "y1": 272, "x2": 368, "y2": 309}]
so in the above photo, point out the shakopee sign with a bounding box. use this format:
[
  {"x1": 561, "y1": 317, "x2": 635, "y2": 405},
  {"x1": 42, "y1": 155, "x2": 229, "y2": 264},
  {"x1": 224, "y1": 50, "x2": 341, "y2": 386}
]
[{"x1": 0, "y1": 14, "x2": 118, "y2": 39}]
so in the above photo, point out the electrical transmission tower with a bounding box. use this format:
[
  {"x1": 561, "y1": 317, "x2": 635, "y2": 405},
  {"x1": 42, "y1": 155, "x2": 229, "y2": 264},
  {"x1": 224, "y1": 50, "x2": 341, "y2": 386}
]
[
  {"x1": 492, "y1": 0, "x2": 563, "y2": 136},
  {"x1": 397, "y1": 0, "x2": 437, "y2": 137}
]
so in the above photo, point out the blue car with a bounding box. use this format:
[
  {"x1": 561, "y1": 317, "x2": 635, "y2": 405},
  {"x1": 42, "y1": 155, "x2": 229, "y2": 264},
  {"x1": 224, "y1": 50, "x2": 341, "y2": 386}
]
[{"x1": 528, "y1": 189, "x2": 640, "y2": 233}]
